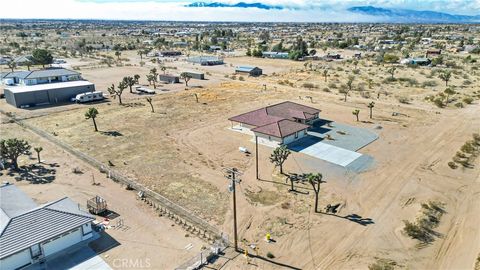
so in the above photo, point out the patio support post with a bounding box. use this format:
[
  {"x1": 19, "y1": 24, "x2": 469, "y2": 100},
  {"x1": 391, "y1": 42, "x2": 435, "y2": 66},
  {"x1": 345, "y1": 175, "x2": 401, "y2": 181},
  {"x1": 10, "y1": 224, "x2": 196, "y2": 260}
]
[{"x1": 255, "y1": 135, "x2": 259, "y2": 180}]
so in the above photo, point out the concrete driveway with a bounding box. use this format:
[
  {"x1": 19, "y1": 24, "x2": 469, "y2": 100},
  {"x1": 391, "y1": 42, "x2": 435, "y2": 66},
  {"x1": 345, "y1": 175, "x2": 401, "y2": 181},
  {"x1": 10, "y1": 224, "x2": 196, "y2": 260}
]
[{"x1": 289, "y1": 138, "x2": 362, "y2": 167}]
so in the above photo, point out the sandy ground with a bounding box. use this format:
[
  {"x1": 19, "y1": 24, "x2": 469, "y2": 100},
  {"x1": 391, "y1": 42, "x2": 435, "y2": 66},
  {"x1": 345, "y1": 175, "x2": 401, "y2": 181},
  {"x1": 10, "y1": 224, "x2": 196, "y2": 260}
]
[
  {"x1": 2, "y1": 52, "x2": 480, "y2": 269},
  {"x1": 0, "y1": 123, "x2": 205, "y2": 270}
]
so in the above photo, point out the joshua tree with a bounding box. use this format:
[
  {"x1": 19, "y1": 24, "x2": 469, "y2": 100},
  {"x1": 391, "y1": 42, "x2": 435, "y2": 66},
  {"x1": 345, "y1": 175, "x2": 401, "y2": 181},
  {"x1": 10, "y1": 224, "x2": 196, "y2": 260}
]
[
  {"x1": 85, "y1": 108, "x2": 99, "y2": 132},
  {"x1": 107, "y1": 83, "x2": 125, "y2": 105},
  {"x1": 339, "y1": 86, "x2": 350, "y2": 102},
  {"x1": 194, "y1": 93, "x2": 199, "y2": 103},
  {"x1": 115, "y1": 50, "x2": 121, "y2": 61},
  {"x1": 160, "y1": 66, "x2": 167, "y2": 74},
  {"x1": 444, "y1": 87, "x2": 455, "y2": 105},
  {"x1": 137, "y1": 49, "x2": 144, "y2": 60},
  {"x1": 123, "y1": 76, "x2": 136, "y2": 93},
  {"x1": 134, "y1": 74, "x2": 140, "y2": 84},
  {"x1": 346, "y1": 75, "x2": 355, "y2": 92},
  {"x1": 146, "y1": 97, "x2": 154, "y2": 112},
  {"x1": 7, "y1": 60, "x2": 16, "y2": 72},
  {"x1": 34, "y1": 147, "x2": 43, "y2": 163},
  {"x1": 306, "y1": 173, "x2": 324, "y2": 213},
  {"x1": 180, "y1": 72, "x2": 192, "y2": 87},
  {"x1": 387, "y1": 66, "x2": 397, "y2": 79},
  {"x1": 352, "y1": 109, "x2": 360, "y2": 122},
  {"x1": 150, "y1": 68, "x2": 159, "y2": 89},
  {"x1": 367, "y1": 101, "x2": 375, "y2": 119},
  {"x1": 0, "y1": 138, "x2": 31, "y2": 170},
  {"x1": 353, "y1": 60, "x2": 359, "y2": 70},
  {"x1": 439, "y1": 70, "x2": 452, "y2": 86},
  {"x1": 146, "y1": 74, "x2": 157, "y2": 89},
  {"x1": 323, "y1": 69, "x2": 328, "y2": 82},
  {"x1": 25, "y1": 60, "x2": 32, "y2": 71},
  {"x1": 270, "y1": 145, "x2": 291, "y2": 175}
]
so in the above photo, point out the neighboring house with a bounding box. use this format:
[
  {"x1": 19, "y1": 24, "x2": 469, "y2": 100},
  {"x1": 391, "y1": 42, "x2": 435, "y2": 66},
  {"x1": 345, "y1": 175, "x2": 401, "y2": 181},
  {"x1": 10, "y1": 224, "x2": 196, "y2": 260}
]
[
  {"x1": 183, "y1": 71, "x2": 205, "y2": 80},
  {"x1": 401, "y1": 58, "x2": 431, "y2": 66},
  {"x1": 229, "y1": 101, "x2": 321, "y2": 146},
  {"x1": 425, "y1": 49, "x2": 441, "y2": 58},
  {"x1": 187, "y1": 56, "x2": 224, "y2": 66},
  {"x1": 0, "y1": 56, "x2": 12, "y2": 65},
  {"x1": 262, "y1": 51, "x2": 289, "y2": 59},
  {"x1": 235, "y1": 66, "x2": 263, "y2": 76},
  {"x1": 0, "y1": 183, "x2": 94, "y2": 270},
  {"x1": 160, "y1": 51, "x2": 182, "y2": 57},
  {"x1": 0, "y1": 68, "x2": 82, "y2": 86},
  {"x1": 209, "y1": 46, "x2": 222, "y2": 52},
  {"x1": 159, "y1": 74, "x2": 180, "y2": 83},
  {"x1": 13, "y1": 55, "x2": 33, "y2": 66},
  {"x1": 173, "y1": 42, "x2": 189, "y2": 47},
  {"x1": 325, "y1": 53, "x2": 342, "y2": 60}
]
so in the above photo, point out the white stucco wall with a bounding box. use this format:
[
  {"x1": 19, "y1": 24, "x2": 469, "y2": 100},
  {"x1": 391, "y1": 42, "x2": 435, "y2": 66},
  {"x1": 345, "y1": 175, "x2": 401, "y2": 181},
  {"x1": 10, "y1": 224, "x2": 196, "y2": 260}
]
[
  {"x1": 283, "y1": 130, "x2": 307, "y2": 144},
  {"x1": 0, "y1": 249, "x2": 32, "y2": 270},
  {"x1": 42, "y1": 228, "x2": 83, "y2": 257}
]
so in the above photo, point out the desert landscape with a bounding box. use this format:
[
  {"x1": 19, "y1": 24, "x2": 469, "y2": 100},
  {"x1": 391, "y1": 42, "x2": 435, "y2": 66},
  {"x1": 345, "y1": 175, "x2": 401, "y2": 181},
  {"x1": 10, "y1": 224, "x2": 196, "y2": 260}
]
[{"x1": 1, "y1": 15, "x2": 480, "y2": 270}]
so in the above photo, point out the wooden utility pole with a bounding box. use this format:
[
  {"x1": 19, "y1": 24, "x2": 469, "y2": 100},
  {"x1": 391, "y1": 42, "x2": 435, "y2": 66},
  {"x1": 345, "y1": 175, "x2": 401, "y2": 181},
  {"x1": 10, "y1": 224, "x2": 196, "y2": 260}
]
[
  {"x1": 223, "y1": 167, "x2": 242, "y2": 252},
  {"x1": 255, "y1": 136, "x2": 259, "y2": 180}
]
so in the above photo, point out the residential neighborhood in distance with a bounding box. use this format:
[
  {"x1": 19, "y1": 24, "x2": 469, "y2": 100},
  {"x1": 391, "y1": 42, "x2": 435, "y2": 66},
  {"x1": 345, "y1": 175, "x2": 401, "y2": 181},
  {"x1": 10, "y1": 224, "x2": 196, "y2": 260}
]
[{"x1": 0, "y1": 1, "x2": 480, "y2": 269}]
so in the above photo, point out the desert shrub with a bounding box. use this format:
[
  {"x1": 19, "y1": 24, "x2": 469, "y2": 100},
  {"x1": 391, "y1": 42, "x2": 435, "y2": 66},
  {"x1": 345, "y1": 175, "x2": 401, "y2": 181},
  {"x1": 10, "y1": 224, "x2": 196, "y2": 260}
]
[
  {"x1": 448, "y1": 161, "x2": 458, "y2": 169},
  {"x1": 266, "y1": 252, "x2": 275, "y2": 259},
  {"x1": 302, "y1": 82, "x2": 316, "y2": 89},
  {"x1": 461, "y1": 142, "x2": 476, "y2": 154},
  {"x1": 463, "y1": 80, "x2": 472, "y2": 86},
  {"x1": 328, "y1": 82, "x2": 337, "y2": 89},
  {"x1": 238, "y1": 76, "x2": 245, "y2": 81},
  {"x1": 322, "y1": 87, "x2": 331, "y2": 92},
  {"x1": 421, "y1": 80, "x2": 438, "y2": 88},
  {"x1": 352, "y1": 69, "x2": 360, "y2": 74},
  {"x1": 369, "y1": 259, "x2": 396, "y2": 270},
  {"x1": 403, "y1": 220, "x2": 433, "y2": 243},
  {"x1": 336, "y1": 67, "x2": 343, "y2": 71},
  {"x1": 433, "y1": 98, "x2": 444, "y2": 108},
  {"x1": 383, "y1": 77, "x2": 396, "y2": 84},
  {"x1": 455, "y1": 102, "x2": 464, "y2": 108},
  {"x1": 463, "y1": 97, "x2": 474, "y2": 104},
  {"x1": 231, "y1": 75, "x2": 236, "y2": 80},
  {"x1": 397, "y1": 96, "x2": 410, "y2": 104}
]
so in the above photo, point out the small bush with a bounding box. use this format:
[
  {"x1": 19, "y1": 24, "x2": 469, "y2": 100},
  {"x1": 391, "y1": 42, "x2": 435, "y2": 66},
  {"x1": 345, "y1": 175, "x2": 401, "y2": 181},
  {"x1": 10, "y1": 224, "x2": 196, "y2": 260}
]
[
  {"x1": 322, "y1": 87, "x2": 330, "y2": 92},
  {"x1": 328, "y1": 83, "x2": 337, "y2": 89},
  {"x1": 421, "y1": 80, "x2": 438, "y2": 88},
  {"x1": 266, "y1": 252, "x2": 275, "y2": 259},
  {"x1": 369, "y1": 259, "x2": 396, "y2": 270},
  {"x1": 302, "y1": 82, "x2": 316, "y2": 89},
  {"x1": 433, "y1": 98, "x2": 444, "y2": 108},
  {"x1": 238, "y1": 76, "x2": 245, "y2": 81},
  {"x1": 397, "y1": 96, "x2": 410, "y2": 104},
  {"x1": 463, "y1": 97, "x2": 474, "y2": 104},
  {"x1": 448, "y1": 161, "x2": 458, "y2": 169},
  {"x1": 455, "y1": 102, "x2": 464, "y2": 108}
]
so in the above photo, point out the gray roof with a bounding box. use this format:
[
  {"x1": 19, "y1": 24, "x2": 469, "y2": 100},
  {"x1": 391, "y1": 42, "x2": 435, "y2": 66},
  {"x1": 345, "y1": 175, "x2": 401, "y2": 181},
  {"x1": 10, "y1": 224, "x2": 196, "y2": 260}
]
[
  {"x1": 0, "y1": 68, "x2": 80, "y2": 80},
  {"x1": 0, "y1": 184, "x2": 94, "y2": 259}
]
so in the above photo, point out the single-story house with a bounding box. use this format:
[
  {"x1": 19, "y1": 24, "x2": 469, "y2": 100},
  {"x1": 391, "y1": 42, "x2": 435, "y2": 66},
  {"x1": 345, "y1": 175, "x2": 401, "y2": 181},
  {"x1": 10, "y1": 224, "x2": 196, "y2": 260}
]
[
  {"x1": 159, "y1": 74, "x2": 180, "y2": 84},
  {"x1": 183, "y1": 71, "x2": 205, "y2": 80},
  {"x1": 235, "y1": 66, "x2": 263, "y2": 76},
  {"x1": 426, "y1": 49, "x2": 441, "y2": 58},
  {"x1": 0, "y1": 68, "x2": 82, "y2": 86},
  {"x1": 209, "y1": 46, "x2": 222, "y2": 52},
  {"x1": 229, "y1": 101, "x2": 321, "y2": 146},
  {"x1": 0, "y1": 183, "x2": 94, "y2": 269},
  {"x1": 325, "y1": 53, "x2": 341, "y2": 60},
  {"x1": 262, "y1": 51, "x2": 289, "y2": 59},
  {"x1": 187, "y1": 56, "x2": 224, "y2": 66},
  {"x1": 160, "y1": 51, "x2": 182, "y2": 57},
  {"x1": 4, "y1": 80, "x2": 96, "y2": 108}
]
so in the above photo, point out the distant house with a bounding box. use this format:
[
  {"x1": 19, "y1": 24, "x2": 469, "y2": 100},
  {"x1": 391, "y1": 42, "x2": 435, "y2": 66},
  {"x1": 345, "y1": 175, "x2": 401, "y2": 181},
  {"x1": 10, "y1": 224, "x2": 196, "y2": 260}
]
[
  {"x1": 229, "y1": 101, "x2": 321, "y2": 146},
  {"x1": 209, "y1": 46, "x2": 222, "y2": 52},
  {"x1": 187, "y1": 56, "x2": 224, "y2": 66},
  {"x1": 426, "y1": 49, "x2": 441, "y2": 58},
  {"x1": 0, "y1": 183, "x2": 94, "y2": 269},
  {"x1": 325, "y1": 53, "x2": 341, "y2": 60},
  {"x1": 173, "y1": 41, "x2": 189, "y2": 47},
  {"x1": 401, "y1": 58, "x2": 431, "y2": 66},
  {"x1": 160, "y1": 51, "x2": 182, "y2": 57},
  {"x1": 183, "y1": 71, "x2": 205, "y2": 80},
  {"x1": 0, "y1": 68, "x2": 82, "y2": 86},
  {"x1": 13, "y1": 55, "x2": 33, "y2": 66},
  {"x1": 159, "y1": 74, "x2": 180, "y2": 83},
  {"x1": 235, "y1": 66, "x2": 263, "y2": 76},
  {"x1": 262, "y1": 51, "x2": 289, "y2": 59}
]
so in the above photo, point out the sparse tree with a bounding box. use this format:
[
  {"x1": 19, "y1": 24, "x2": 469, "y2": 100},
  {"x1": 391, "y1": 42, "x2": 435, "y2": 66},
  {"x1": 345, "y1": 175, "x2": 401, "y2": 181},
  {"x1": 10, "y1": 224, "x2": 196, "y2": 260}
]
[
  {"x1": 367, "y1": 101, "x2": 375, "y2": 119},
  {"x1": 107, "y1": 83, "x2": 125, "y2": 105},
  {"x1": 352, "y1": 109, "x2": 360, "y2": 121},
  {"x1": 270, "y1": 145, "x2": 291, "y2": 175},
  {"x1": 180, "y1": 72, "x2": 192, "y2": 87},
  {"x1": 306, "y1": 173, "x2": 324, "y2": 213},
  {"x1": 323, "y1": 69, "x2": 328, "y2": 82},
  {"x1": 150, "y1": 68, "x2": 159, "y2": 89},
  {"x1": 32, "y1": 48, "x2": 53, "y2": 68},
  {"x1": 146, "y1": 97, "x2": 154, "y2": 112},
  {"x1": 34, "y1": 147, "x2": 43, "y2": 163},
  {"x1": 85, "y1": 108, "x2": 99, "y2": 132},
  {"x1": 134, "y1": 74, "x2": 140, "y2": 84},
  {"x1": 115, "y1": 50, "x2": 121, "y2": 61},
  {"x1": 137, "y1": 49, "x2": 144, "y2": 60},
  {"x1": 123, "y1": 76, "x2": 136, "y2": 93},
  {"x1": 339, "y1": 86, "x2": 350, "y2": 102},
  {"x1": 439, "y1": 70, "x2": 452, "y2": 86},
  {"x1": 346, "y1": 75, "x2": 355, "y2": 92},
  {"x1": 7, "y1": 60, "x2": 16, "y2": 72},
  {"x1": 146, "y1": 74, "x2": 156, "y2": 89},
  {"x1": 0, "y1": 138, "x2": 31, "y2": 170},
  {"x1": 444, "y1": 87, "x2": 455, "y2": 105},
  {"x1": 160, "y1": 66, "x2": 167, "y2": 74},
  {"x1": 387, "y1": 66, "x2": 397, "y2": 79}
]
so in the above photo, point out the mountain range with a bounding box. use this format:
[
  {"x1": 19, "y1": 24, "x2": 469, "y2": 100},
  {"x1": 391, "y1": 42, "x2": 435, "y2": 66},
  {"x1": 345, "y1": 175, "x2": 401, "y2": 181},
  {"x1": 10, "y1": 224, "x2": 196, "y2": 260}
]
[{"x1": 186, "y1": 2, "x2": 480, "y2": 23}]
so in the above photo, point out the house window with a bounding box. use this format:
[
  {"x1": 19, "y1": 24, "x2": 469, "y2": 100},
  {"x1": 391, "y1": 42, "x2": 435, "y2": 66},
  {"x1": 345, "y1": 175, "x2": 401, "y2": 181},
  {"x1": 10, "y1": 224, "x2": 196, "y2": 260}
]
[
  {"x1": 295, "y1": 132, "x2": 298, "y2": 139},
  {"x1": 304, "y1": 130, "x2": 307, "y2": 135}
]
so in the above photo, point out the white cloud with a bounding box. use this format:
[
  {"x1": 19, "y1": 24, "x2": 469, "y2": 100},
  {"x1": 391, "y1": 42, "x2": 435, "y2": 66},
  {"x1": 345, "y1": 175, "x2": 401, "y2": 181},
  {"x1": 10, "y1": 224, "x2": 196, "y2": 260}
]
[{"x1": 0, "y1": 0, "x2": 478, "y2": 21}]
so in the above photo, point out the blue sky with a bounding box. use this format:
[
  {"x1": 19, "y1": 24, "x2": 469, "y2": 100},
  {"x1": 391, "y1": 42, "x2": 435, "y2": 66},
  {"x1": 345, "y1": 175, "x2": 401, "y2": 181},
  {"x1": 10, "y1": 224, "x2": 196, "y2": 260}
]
[{"x1": 1, "y1": 0, "x2": 479, "y2": 21}]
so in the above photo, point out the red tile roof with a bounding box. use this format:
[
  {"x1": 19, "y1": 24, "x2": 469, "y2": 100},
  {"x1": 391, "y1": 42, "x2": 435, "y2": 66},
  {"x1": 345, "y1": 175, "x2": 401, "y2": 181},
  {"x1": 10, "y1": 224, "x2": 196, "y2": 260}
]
[
  {"x1": 251, "y1": 119, "x2": 309, "y2": 138},
  {"x1": 229, "y1": 101, "x2": 320, "y2": 138}
]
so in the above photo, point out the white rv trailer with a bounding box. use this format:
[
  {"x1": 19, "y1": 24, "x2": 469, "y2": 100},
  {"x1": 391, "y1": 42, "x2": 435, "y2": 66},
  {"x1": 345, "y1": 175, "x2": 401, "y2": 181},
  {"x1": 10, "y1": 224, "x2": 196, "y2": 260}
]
[{"x1": 73, "y1": 91, "x2": 104, "y2": 103}]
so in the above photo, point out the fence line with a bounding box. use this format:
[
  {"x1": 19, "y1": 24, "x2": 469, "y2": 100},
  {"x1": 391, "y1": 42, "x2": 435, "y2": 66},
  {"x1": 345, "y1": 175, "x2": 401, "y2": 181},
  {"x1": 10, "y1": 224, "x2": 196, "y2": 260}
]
[{"x1": 2, "y1": 111, "x2": 226, "y2": 245}]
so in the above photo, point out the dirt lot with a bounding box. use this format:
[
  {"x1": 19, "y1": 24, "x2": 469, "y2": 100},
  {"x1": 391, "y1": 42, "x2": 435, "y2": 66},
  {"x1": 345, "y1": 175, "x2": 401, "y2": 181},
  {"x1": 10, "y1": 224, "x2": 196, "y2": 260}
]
[
  {"x1": 0, "y1": 123, "x2": 205, "y2": 269},
  {"x1": 2, "y1": 53, "x2": 480, "y2": 269}
]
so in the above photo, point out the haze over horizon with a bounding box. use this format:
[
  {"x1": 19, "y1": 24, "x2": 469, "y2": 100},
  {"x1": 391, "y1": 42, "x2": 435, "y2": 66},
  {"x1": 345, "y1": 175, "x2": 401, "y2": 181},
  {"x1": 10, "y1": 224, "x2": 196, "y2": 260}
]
[{"x1": 0, "y1": 0, "x2": 479, "y2": 22}]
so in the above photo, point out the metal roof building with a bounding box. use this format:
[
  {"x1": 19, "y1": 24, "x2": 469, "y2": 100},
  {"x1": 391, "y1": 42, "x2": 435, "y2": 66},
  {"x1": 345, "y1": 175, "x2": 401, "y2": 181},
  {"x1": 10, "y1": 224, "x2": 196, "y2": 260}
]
[
  {"x1": 0, "y1": 183, "x2": 94, "y2": 269},
  {"x1": 235, "y1": 66, "x2": 263, "y2": 76}
]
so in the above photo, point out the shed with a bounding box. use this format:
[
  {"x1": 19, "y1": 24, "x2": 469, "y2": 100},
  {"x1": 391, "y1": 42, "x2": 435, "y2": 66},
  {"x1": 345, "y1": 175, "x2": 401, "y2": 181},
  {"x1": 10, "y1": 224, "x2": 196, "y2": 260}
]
[
  {"x1": 235, "y1": 66, "x2": 263, "y2": 76},
  {"x1": 4, "y1": 81, "x2": 95, "y2": 108},
  {"x1": 159, "y1": 74, "x2": 180, "y2": 84},
  {"x1": 183, "y1": 71, "x2": 205, "y2": 80}
]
